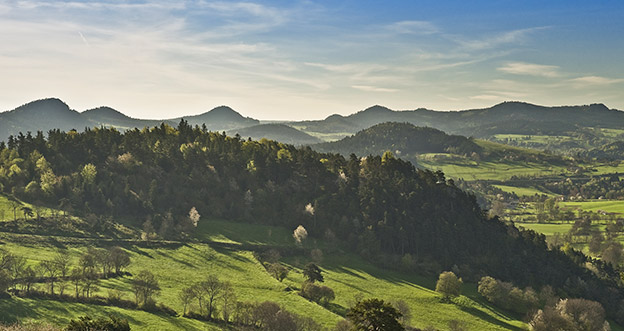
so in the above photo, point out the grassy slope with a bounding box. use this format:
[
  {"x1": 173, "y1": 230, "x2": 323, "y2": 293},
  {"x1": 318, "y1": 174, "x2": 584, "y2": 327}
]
[
  {"x1": 417, "y1": 140, "x2": 570, "y2": 181},
  {"x1": 493, "y1": 185, "x2": 554, "y2": 197},
  {"x1": 560, "y1": 200, "x2": 624, "y2": 214},
  {"x1": 0, "y1": 212, "x2": 528, "y2": 330},
  {"x1": 0, "y1": 298, "x2": 216, "y2": 331}
]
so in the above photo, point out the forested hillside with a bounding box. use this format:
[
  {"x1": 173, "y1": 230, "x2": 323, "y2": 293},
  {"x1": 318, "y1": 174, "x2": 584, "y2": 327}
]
[
  {"x1": 1, "y1": 122, "x2": 623, "y2": 324},
  {"x1": 314, "y1": 122, "x2": 482, "y2": 157},
  {"x1": 313, "y1": 122, "x2": 570, "y2": 168}
]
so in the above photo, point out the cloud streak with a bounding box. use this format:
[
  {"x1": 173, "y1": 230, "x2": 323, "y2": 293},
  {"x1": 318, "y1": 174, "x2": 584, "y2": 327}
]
[
  {"x1": 386, "y1": 20, "x2": 439, "y2": 35},
  {"x1": 569, "y1": 76, "x2": 624, "y2": 86},
  {"x1": 498, "y1": 62, "x2": 560, "y2": 78},
  {"x1": 352, "y1": 85, "x2": 398, "y2": 93}
]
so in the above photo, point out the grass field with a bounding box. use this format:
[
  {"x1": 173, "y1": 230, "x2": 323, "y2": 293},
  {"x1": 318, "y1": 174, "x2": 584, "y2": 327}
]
[
  {"x1": 592, "y1": 162, "x2": 624, "y2": 175},
  {"x1": 560, "y1": 200, "x2": 624, "y2": 215},
  {"x1": 493, "y1": 185, "x2": 554, "y2": 197},
  {"x1": 0, "y1": 213, "x2": 529, "y2": 330},
  {"x1": 516, "y1": 223, "x2": 575, "y2": 236},
  {"x1": 418, "y1": 157, "x2": 565, "y2": 181}
]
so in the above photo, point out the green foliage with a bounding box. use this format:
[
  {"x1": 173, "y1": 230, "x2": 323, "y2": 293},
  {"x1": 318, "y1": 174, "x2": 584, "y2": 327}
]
[
  {"x1": 132, "y1": 270, "x2": 160, "y2": 306},
  {"x1": 303, "y1": 263, "x2": 323, "y2": 283},
  {"x1": 267, "y1": 263, "x2": 289, "y2": 282},
  {"x1": 529, "y1": 299, "x2": 610, "y2": 331},
  {"x1": 435, "y1": 271, "x2": 462, "y2": 298},
  {"x1": 64, "y1": 315, "x2": 130, "y2": 331},
  {"x1": 301, "y1": 282, "x2": 335, "y2": 305},
  {"x1": 0, "y1": 269, "x2": 11, "y2": 293},
  {"x1": 477, "y1": 276, "x2": 539, "y2": 314},
  {"x1": 346, "y1": 298, "x2": 404, "y2": 331}
]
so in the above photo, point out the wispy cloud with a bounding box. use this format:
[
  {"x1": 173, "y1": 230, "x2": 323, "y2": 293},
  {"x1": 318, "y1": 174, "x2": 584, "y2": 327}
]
[
  {"x1": 454, "y1": 27, "x2": 547, "y2": 51},
  {"x1": 386, "y1": 20, "x2": 439, "y2": 35},
  {"x1": 498, "y1": 62, "x2": 560, "y2": 78},
  {"x1": 470, "y1": 94, "x2": 504, "y2": 101},
  {"x1": 352, "y1": 85, "x2": 398, "y2": 93},
  {"x1": 569, "y1": 76, "x2": 624, "y2": 86},
  {"x1": 77, "y1": 31, "x2": 89, "y2": 46}
]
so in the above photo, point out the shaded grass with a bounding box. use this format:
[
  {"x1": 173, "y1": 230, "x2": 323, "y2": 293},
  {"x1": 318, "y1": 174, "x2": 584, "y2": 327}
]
[
  {"x1": 194, "y1": 219, "x2": 294, "y2": 246},
  {"x1": 0, "y1": 297, "x2": 219, "y2": 330}
]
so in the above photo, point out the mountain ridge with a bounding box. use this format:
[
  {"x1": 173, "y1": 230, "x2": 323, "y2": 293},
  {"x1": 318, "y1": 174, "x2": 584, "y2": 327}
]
[
  {"x1": 0, "y1": 98, "x2": 260, "y2": 139},
  {"x1": 2, "y1": 98, "x2": 623, "y2": 150}
]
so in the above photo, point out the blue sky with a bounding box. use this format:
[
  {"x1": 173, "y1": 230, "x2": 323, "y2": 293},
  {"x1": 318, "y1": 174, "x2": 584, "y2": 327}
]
[{"x1": 0, "y1": 0, "x2": 622, "y2": 120}]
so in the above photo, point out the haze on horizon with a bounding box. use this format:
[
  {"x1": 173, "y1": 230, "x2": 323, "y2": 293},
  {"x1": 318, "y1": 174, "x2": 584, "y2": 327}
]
[{"x1": 1, "y1": 0, "x2": 623, "y2": 121}]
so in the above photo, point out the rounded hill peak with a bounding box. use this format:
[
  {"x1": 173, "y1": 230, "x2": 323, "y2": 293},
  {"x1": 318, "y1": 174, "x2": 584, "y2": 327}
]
[
  {"x1": 362, "y1": 105, "x2": 393, "y2": 113},
  {"x1": 13, "y1": 97, "x2": 73, "y2": 115}
]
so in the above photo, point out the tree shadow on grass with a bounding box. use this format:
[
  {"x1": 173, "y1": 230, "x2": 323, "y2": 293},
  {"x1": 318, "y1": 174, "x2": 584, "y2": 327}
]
[
  {"x1": 324, "y1": 266, "x2": 366, "y2": 280},
  {"x1": 211, "y1": 245, "x2": 254, "y2": 264},
  {"x1": 328, "y1": 277, "x2": 372, "y2": 296},
  {"x1": 153, "y1": 250, "x2": 195, "y2": 268},
  {"x1": 456, "y1": 303, "x2": 524, "y2": 331},
  {"x1": 126, "y1": 246, "x2": 153, "y2": 258},
  {"x1": 324, "y1": 302, "x2": 348, "y2": 317},
  {"x1": 0, "y1": 297, "x2": 144, "y2": 328},
  {"x1": 322, "y1": 257, "x2": 435, "y2": 292}
]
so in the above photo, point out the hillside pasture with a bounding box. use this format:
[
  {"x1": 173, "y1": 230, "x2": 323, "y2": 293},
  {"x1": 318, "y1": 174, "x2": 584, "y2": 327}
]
[{"x1": 0, "y1": 216, "x2": 529, "y2": 331}]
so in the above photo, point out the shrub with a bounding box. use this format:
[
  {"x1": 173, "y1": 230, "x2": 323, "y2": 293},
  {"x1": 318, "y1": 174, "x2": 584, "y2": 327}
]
[
  {"x1": 529, "y1": 298, "x2": 610, "y2": 331},
  {"x1": 435, "y1": 271, "x2": 462, "y2": 298},
  {"x1": 478, "y1": 276, "x2": 540, "y2": 314},
  {"x1": 301, "y1": 282, "x2": 335, "y2": 305},
  {"x1": 64, "y1": 315, "x2": 130, "y2": 331}
]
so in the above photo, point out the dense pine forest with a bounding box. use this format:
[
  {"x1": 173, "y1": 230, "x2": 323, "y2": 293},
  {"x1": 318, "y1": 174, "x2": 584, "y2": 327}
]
[{"x1": 1, "y1": 121, "x2": 624, "y2": 326}]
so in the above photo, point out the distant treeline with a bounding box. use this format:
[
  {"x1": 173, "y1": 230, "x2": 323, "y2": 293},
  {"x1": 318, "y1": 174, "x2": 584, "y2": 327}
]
[{"x1": 1, "y1": 122, "x2": 624, "y2": 323}]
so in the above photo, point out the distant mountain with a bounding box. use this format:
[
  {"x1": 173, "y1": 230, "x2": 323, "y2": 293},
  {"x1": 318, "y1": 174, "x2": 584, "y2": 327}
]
[
  {"x1": 229, "y1": 123, "x2": 322, "y2": 146},
  {"x1": 314, "y1": 122, "x2": 482, "y2": 157},
  {"x1": 294, "y1": 102, "x2": 624, "y2": 138},
  {"x1": 0, "y1": 99, "x2": 260, "y2": 140},
  {"x1": 82, "y1": 106, "x2": 170, "y2": 130},
  {"x1": 0, "y1": 98, "x2": 89, "y2": 138},
  {"x1": 3, "y1": 99, "x2": 624, "y2": 152},
  {"x1": 176, "y1": 106, "x2": 259, "y2": 131}
]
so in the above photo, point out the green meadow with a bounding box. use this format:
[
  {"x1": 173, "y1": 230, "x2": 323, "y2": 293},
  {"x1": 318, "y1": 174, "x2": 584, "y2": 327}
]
[
  {"x1": 418, "y1": 157, "x2": 564, "y2": 181},
  {"x1": 493, "y1": 185, "x2": 554, "y2": 197},
  {"x1": 560, "y1": 200, "x2": 624, "y2": 215},
  {"x1": 0, "y1": 212, "x2": 528, "y2": 330}
]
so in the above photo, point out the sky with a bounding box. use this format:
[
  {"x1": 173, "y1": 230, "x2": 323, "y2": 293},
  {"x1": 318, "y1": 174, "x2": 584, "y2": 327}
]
[{"x1": 0, "y1": 0, "x2": 623, "y2": 120}]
